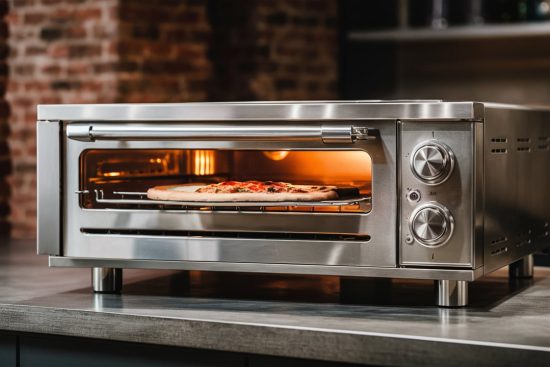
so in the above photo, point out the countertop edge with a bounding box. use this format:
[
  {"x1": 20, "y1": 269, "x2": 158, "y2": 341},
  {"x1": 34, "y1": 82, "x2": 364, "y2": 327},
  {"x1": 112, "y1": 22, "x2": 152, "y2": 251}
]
[{"x1": 1, "y1": 303, "x2": 549, "y2": 367}]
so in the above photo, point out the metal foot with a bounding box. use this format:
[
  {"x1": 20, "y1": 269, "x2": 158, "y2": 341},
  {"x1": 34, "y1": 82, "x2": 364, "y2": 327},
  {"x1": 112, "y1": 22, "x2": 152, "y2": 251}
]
[
  {"x1": 435, "y1": 280, "x2": 468, "y2": 307},
  {"x1": 509, "y1": 254, "x2": 534, "y2": 279},
  {"x1": 92, "y1": 267, "x2": 122, "y2": 293}
]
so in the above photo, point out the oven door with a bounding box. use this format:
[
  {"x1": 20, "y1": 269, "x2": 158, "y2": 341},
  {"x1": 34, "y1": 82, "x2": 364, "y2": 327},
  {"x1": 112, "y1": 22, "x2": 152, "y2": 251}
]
[{"x1": 63, "y1": 121, "x2": 397, "y2": 267}]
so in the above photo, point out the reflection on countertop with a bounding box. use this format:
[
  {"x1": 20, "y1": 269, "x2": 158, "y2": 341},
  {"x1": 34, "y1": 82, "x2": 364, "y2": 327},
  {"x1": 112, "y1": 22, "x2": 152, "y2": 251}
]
[{"x1": 1, "y1": 238, "x2": 549, "y2": 366}]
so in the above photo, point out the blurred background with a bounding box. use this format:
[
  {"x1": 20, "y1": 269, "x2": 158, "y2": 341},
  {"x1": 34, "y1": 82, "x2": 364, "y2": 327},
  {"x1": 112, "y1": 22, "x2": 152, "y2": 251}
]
[{"x1": 0, "y1": 0, "x2": 549, "y2": 240}]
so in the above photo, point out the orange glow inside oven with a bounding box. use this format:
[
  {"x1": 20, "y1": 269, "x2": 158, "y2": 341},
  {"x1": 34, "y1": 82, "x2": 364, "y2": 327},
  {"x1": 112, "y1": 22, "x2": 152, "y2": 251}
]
[
  {"x1": 80, "y1": 149, "x2": 372, "y2": 212},
  {"x1": 191, "y1": 150, "x2": 215, "y2": 176}
]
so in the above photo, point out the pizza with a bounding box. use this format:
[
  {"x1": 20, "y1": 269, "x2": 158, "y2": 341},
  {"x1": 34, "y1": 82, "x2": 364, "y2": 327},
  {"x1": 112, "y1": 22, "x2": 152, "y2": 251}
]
[{"x1": 146, "y1": 180, "x2": 339, "y2": 202}]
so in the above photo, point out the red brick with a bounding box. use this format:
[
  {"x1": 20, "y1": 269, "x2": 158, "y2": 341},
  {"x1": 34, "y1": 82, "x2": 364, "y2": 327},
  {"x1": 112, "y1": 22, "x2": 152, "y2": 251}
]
[
  {"x1": 25, "y1": 45, "x2": 47, "y2": 56},
  {"x1": 66, "y1": 26, "x2": 87, "y2": 39},
  {"x1": 23, "y1": 12, "x2": 46, "y2": 24},
  {"x1": 41, "y1": 64, "x2": 62, "y2": 75},
  {"x1": 49, "y1": 44, "x2": 69, "y2": 58},
  {"x1": 74, "y1": 7, "x2": 102, "y2": 20},
  {"x1": 68, "y1": 44, "x2": 102, "y2": 58}
]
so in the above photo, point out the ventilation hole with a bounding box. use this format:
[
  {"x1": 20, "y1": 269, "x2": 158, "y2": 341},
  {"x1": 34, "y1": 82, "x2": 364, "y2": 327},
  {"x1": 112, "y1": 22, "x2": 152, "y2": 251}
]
[
  {"x1": 491, "y1": 247, "x2": 508, "y2": 256},
  {"x1": 538, "y1": 145, "x2": 549, "y2": 150},
  {"x1": 517, "y1": 137, "x2": 530, "y2": 143},
  {"x1": 517, "y1": 147, "x2": 530, "y2": 152},
  {"x1": 515, "y1": 239, "x2": 532, "y2": 248},
  {"x1": 490, "y1": 137, "x2": 507, "y2": 143},
  {"x1": 490, "y1": 236, "x2": 507, "y2": 245},
  {"x1": 491, "y1": 148, "x2": 507, "y2": 154},
  {"x1": 539, "y1": 136, "x2": 549, "y2": 141},
  {"x1": 80, "y1": 228, "x2": 371, "y2": 242}
]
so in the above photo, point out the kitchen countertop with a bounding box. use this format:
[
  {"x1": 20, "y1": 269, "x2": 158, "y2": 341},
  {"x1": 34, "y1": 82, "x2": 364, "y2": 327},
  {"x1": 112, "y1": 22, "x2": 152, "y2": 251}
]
[{"x1": 1, "y1": 238, "x2": 549, "y2": 367}]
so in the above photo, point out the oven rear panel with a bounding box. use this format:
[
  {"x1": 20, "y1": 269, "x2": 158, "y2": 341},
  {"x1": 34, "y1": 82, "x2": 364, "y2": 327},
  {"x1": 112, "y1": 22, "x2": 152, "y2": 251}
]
[{"x1": 62, "y1": 120, "x2": 398, "y2": 267}]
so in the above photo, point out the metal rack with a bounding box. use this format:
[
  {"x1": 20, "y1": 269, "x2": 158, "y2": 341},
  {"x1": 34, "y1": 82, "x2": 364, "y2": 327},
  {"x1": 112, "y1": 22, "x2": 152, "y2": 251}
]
[{"x1": 77, "y1": 190, "x2": 371, "y2": 211}]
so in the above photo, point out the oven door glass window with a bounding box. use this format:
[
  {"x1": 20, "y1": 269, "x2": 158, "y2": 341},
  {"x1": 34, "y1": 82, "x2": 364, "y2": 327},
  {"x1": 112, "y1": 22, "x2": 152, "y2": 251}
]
[{"x1": 79, "y1": 149, "x2": 372, "y2": 213}]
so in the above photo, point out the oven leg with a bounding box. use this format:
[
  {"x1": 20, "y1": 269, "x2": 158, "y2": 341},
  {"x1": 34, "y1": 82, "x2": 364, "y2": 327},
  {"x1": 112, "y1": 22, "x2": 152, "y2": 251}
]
[
  {"x1": 92, "y1": 267, "x2": 123, "y2": 293},
  {"x1": 509, "y1": 254, "x2": 534, "y2": 279},
  {"x1": 435, "y1": 280, "x2": 468, "y2": 307}
]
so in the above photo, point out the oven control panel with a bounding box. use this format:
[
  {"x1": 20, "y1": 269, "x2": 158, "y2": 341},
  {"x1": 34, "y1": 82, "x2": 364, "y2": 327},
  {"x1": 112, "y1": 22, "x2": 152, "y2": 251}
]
[
  {"x1": 399, "y1": 121, "x2": 474, "y2": 268},
  {"x1": 409, "y1": 202, "x2": 454, "y2": 247},
  {"x1": 410, "y1": 141, "x2": 455, "y2": 185}
]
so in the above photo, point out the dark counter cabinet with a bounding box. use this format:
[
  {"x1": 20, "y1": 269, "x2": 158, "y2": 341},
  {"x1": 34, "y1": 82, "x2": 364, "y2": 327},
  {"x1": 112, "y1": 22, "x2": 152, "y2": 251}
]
[
  {"x1": 0, "y1": 334, "x2": 17, "y2": 367},
  {"x1": 1, "y1": 333, "x2": 361, "y2": 367}
]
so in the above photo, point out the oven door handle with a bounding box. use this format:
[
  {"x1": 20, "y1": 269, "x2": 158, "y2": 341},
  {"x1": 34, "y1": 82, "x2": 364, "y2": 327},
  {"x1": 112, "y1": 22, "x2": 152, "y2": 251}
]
[{"x1": 66, "y1": 124, "x2": 377, "y2": 143}]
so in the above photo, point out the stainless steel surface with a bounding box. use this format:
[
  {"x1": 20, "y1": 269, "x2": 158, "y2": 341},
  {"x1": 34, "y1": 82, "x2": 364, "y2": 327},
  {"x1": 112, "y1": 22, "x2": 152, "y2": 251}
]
[
  {"x1": 3, "y1": 240, "x2": 550, "y2": 367},
  {"x1": 400, "y1": 121, "x2": 475, "y2": 267},
  {"x1": 67, "y1": 123, "x2": 376, "y2": 143},
  {"x1": 436, "y1": 280, "x2": 468, "y2": 307},
  {"x1": 91, "y1": 189, "x2": 371, "y2": 208},
  {"x1": 473, "y1": 122, "x2": 485, "y2": 273},
  {"x1": 63, "y1": 119, "x2": 397, "y2": 268},
  {"x1": 36, "y1": 120, "x2": 61, "y2": 256},
  {"x1": 49, "y1": 256, "x2": 482, "y2": 281},
  {"x1": 409, "y1": 202, "x2": 454, "y2": 247},
  {"x1": 509, "y1": 254, "x2": 535, "y2": 279},
  {"x1": 92, "y1": 267, "x2": 122, "y2": 293},
  {"x1": 410, "y1": 140, "x2": 455, "y2": 185},
  {"x1": 36, "y1": 101, "x2": 550, "y2": 304},
  {"x1": 38, "y1": 101, "x2": 484, "y2": 121},
  {"x1": 482, "y1": 105, "x2": 550, "y2": 274}
]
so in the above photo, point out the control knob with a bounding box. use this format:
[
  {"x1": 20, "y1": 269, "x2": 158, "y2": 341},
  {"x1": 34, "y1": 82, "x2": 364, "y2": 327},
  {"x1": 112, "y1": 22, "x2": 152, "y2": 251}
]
[
  {"x1": 409, "y1": 202, "x2": 454, "y2": 247},
  {"x1": 410, "y1": 141, "x2": 454, "y2": 185}
]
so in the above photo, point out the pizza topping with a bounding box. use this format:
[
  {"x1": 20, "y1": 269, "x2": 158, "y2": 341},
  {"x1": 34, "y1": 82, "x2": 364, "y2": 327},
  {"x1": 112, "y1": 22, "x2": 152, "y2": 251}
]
[{"x1": 195, "y1": 180, "x2": 335, "y2": 195}]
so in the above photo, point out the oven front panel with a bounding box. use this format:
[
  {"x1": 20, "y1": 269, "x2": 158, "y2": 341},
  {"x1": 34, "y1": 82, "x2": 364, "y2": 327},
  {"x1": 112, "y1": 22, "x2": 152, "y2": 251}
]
[{"x1": 63, "y1": 120, "x2": 397, "y2": 267}]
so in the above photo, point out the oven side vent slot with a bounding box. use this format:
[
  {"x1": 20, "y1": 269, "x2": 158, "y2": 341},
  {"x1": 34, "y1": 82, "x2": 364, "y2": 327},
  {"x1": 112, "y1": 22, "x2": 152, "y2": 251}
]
[
  {"x1": 489, "y1": 137, "x2": 508, "y2": 155},
  {"x1": 490, "y1": 236, "x2": 507, "y2": 246},
  {"x1": 490, "y1": 247, "x2": 508, "y2": 256},
  {"x1": 81, "y1": 228, "x2": 371, "y2": 242}
]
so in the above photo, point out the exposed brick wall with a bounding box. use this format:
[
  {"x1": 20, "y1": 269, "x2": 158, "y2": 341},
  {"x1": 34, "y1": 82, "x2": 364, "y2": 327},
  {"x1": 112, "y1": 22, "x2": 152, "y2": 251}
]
[
  {"x1": 6, "y1": 0, "x2": 119, "y2": 238},
  {"x1": 117, "y1": 0, "x2": 211, "y2": 102},
  {"x1": 0, "y1": 0, "x2": 9, "y2": 235},
  {"x1": 208, "y1": 0, "x2": 338, "y2": 101},
  {"x1": 5, "y1": 0, "x2": 338, "y2": 238}
]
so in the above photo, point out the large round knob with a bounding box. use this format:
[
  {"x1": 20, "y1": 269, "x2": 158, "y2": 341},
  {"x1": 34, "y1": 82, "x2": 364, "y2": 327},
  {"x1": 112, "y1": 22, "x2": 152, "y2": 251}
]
[
  {"x1": 410, "y1": 141, "x2": 454, "y2": 185},
  {"x1": 409, "y1": 202, "x2": 454, "y2": 247}
]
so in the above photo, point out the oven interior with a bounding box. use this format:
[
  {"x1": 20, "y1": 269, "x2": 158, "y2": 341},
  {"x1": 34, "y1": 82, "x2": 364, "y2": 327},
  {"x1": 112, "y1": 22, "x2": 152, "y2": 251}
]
[{"x1": 79, "y1": 149, "x2": 372, "y2": 214}]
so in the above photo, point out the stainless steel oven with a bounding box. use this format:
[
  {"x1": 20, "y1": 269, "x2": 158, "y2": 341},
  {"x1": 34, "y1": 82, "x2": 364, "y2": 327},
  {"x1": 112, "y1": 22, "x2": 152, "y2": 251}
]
[{"x1": 37, "y1": 101, "x2": 550, "y2": 306}]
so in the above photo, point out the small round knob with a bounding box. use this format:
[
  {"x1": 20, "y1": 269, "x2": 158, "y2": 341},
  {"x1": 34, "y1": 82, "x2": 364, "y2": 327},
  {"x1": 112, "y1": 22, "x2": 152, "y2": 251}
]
[
  {"x1": 407, "y1": 189, "x2": 421, "y2": 203},
  {"x1": 410, "y1": 141, "x2": 454, "y2": 185},
  {"x1": 409, "y1": 202, "x2": 454, "y2": 247}
]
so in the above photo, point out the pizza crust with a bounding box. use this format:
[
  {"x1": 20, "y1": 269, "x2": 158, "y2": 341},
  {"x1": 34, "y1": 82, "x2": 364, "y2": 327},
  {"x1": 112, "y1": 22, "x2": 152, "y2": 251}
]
[{"x1": 147, "y1": 184, "x2": 339, "y2": 202}]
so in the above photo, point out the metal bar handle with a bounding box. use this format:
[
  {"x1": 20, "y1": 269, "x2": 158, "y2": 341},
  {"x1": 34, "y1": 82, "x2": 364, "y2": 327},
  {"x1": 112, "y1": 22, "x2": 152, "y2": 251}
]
[{"x1": 66, "y1": 123, "x2": 376, "y2": 144}]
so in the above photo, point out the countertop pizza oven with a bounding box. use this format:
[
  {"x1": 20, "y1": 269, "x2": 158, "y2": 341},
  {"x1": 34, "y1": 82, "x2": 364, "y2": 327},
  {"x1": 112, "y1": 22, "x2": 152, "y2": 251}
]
[{"x1": 36, "y1": 100, "x2": 550, "y2": 307}]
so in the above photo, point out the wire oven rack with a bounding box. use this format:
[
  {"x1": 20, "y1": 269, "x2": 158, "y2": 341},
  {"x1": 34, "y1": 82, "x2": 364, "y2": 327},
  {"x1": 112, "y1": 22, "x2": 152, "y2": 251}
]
[{"x1": 80, "y1": 190, "x2": 371, "y2": 210}]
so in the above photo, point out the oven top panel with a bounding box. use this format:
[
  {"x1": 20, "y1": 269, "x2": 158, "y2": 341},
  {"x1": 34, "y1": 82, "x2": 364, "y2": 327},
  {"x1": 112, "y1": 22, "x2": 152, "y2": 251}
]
[{"x1": 37, "y1": 100, "x2": 485, "y2": 122}]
